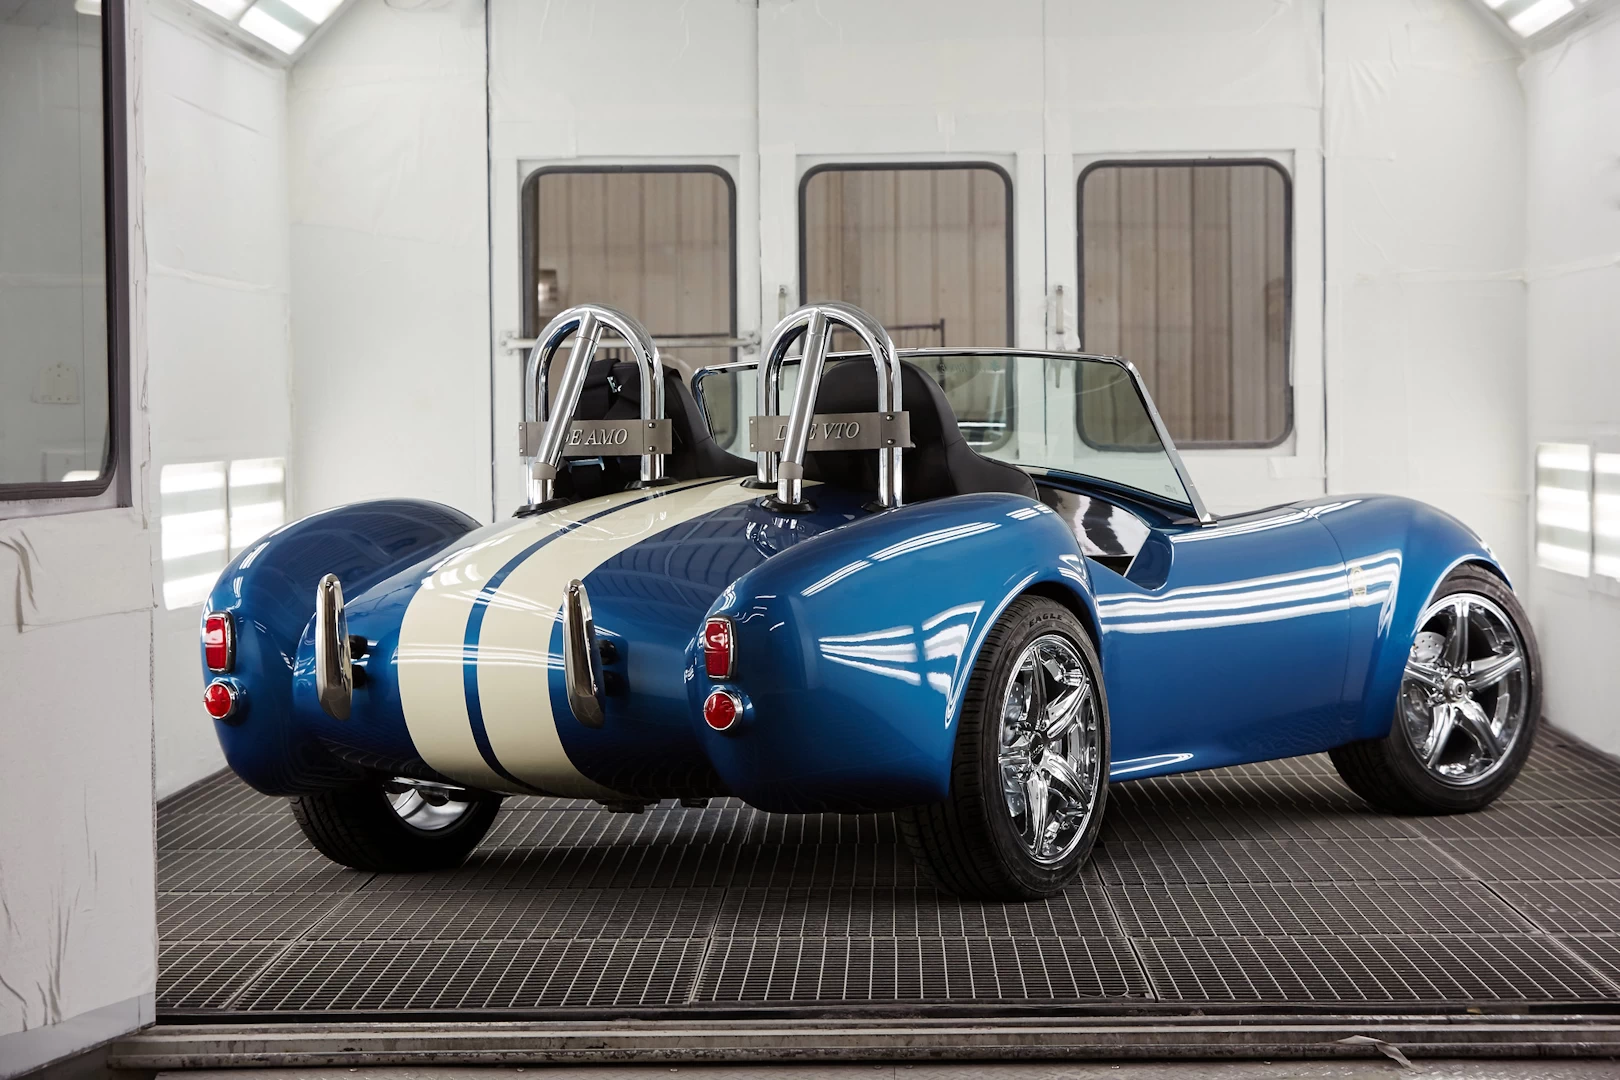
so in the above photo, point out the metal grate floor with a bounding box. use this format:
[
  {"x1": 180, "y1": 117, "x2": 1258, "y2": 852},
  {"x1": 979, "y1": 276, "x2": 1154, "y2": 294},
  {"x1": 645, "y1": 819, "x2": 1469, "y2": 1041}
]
[{"x1": 156, "y1": 729, "x2": 1620, "y2": 1014}]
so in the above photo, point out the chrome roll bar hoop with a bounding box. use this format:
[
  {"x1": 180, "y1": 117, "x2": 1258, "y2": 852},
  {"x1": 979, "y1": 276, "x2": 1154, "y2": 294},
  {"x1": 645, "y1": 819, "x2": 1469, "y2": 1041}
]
[
  {"x1": 754, "y1": 302, "x2": 905, "y2": 510},
  {"x1": 521, "y1": 304, "x2": 667, "y2": 509}
]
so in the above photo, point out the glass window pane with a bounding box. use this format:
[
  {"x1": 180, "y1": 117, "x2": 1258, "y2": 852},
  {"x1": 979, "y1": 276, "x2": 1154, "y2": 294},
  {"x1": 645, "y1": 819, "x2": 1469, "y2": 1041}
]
[
  {"x1": 1079, "y1": 161, "x2": 1290, "y2": 447},
  {"x1": 0, "y1": 1, "x2": 112, "y2": 488},
  {"x1": 524, "y1": 167, "x2": 737, "y2": 435},
  {"x1": 1535, "y1": 442, "x2": 1592, "y2": 578},
  {"x1": 694, "y1": 354, "x2": 1193, "y2": 512},
  {"x1": 801, "y1": 165, "x2": 1013, "y2": 449}
]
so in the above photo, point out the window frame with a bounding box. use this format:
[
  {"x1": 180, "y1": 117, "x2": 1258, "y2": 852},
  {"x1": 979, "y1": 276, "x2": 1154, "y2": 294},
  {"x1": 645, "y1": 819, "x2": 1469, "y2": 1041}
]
[
  {"x1": 1076, "y1": 156, "x2": 1294, "y2": 452},
  {"x1": 0, "y1": 0, "x2": 131, "y2": 511},
  {"x1": 798, "y1": 161, "x2": 1017, "y2": 452},
  {"x1": 796, "y1": 160, "x2": 1016, "y2": 347},
  {"x1": 518, "y1": 163, "x2": 739, "y2": 347}
]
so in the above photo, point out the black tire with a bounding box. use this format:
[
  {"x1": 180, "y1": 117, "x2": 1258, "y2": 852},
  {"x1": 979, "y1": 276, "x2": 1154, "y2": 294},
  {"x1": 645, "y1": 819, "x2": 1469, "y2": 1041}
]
[
  {"x1": 1331, "y1": 565, "x2": 1540, "y2": 814},
  {"x1": 900, "y1": 596, "x2": 1109, "y2": 901},
  {"x1": 290, "y1": 777, "x2": 502, "y2": 872}
]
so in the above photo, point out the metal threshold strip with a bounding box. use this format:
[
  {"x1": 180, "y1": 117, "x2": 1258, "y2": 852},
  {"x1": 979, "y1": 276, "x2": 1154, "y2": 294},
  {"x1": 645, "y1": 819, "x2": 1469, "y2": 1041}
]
[{"x1": 111, "y1": 1015, "x2": 1620, "y2": 1068}]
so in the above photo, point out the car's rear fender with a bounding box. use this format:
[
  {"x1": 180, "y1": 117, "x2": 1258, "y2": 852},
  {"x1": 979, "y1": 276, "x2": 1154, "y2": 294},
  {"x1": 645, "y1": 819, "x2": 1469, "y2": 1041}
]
[
  {"x1": 686, "y1": 492, "x2": 1097, "y2": 813},
  {"x1": 202, "y1": 499, "x2": 479, "y2": 795},
  {"x1": 1312, "y1": 495, "x2": 1506, "y2": 744}
]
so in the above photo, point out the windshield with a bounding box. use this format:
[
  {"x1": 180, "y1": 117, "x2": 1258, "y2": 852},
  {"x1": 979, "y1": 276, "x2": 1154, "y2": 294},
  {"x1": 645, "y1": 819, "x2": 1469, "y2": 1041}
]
[{"x1": 696, "y1": 350, "x2": 1197, "y2": 513}]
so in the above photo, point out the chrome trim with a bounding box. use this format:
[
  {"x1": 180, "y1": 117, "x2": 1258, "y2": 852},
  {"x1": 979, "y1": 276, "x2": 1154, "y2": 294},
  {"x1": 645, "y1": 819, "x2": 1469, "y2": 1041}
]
[
  {"x1": 522, "y1": 304, "x2": 667, "y2": 508},
  {"x1": 562, "y1": 578, "x2": 606, "y2": 729},
  {"x1": 503, "y1": 329, "x2": 760, "y2": 353},
  {"x1": 1117, "y1": 357, "x2": 1214, "y2": 526},
  {"x1": 314, "y1": 574, "x2": 353, "y2": 721},
  {"x1": 697, "y1": 345, "x2": 1212, "y2": 524},
  {"x1": 203, "y1": 610, "x2": 235, "y2": 673},
  {"x1": 755, "y1": 303, "x2": 905, "y2": 509}
]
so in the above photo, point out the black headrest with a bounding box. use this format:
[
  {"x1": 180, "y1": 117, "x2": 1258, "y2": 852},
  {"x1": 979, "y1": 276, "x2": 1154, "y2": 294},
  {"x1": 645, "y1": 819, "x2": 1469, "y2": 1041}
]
[
  {"x1": 551, "y1": 357, "x2": 751, "y2": 501},
  {"x1": 802, "y1": 358, "x2": 1037, "y2": 503}
]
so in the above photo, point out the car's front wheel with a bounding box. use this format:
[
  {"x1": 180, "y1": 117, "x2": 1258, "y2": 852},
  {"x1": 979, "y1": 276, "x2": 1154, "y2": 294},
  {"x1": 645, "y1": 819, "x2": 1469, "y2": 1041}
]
[
  {"x1": 290, "y1": 776, "x2": 502, "y2": 872},
  {"x1": 1331, "y1": 565, "x2": 1540, "y2": 814},
  {"x1": 900, "y1": 596, "x2": 1109, "y2": 901}
]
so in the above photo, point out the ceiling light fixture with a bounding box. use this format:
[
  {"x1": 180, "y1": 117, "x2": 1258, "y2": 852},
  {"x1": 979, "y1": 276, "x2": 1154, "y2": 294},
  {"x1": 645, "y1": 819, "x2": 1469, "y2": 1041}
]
[{"x1": 183, "y1": 0, "x2": 352, "y2": 59}]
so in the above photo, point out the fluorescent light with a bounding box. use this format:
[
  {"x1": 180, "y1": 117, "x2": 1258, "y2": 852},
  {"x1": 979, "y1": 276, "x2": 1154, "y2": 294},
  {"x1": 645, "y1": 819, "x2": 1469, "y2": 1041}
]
[
  {"x1": 1537, "y1": 443, "x2": 1591, "y2": 473},
  {"x1": 1509, "y1": 0, "x2": 1575, "y2": 36},
  {"x1": 229, "y1": 457, "x2": 285, "y2": 490},
  {"x1": 74, "y1": 0, "x2": 102, "y2": 15},
  {"x1": 161, "y1": 458, "x2": 285, "y2": 607},
  {"x1": 161, "y1": 460, "x2": 226, "y2": 495},
  {"x1": 161, "y1": 508, "x2": 230, "y2": 561},
  {"x1": 1595, "y1": 453, "x2": 1620, "y2": 580},
  {"x1": 1535, "y1": 442, "x2": 1592, "y2": 578},
  {"x1": 240, "y1": 5, "x2": 307, "y2": 53},
  {"x1": 60, "y1": 469, "x2": 100, "y2": 482},
  {"x1": 283, "y1": 0, "x2": 342, "y2": 22},
  {"x1": 227, "y1": 457, "x2": 287, "y2": 555},
  {"x1": 193, "y1": 0, "x2": 251, "y2": 18}
]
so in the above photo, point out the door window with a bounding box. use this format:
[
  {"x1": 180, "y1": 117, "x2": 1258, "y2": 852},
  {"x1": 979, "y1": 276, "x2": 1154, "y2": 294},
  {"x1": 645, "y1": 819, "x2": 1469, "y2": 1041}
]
[{"x1": 1079, "y1": 161, "x2": 1290, "y2": 448}]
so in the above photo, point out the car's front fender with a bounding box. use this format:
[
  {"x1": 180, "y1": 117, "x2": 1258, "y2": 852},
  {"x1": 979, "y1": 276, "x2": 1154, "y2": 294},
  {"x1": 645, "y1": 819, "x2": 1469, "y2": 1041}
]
[
  {"x1": 687, "y1": 493, "x2": 1096, "y2": 813},
  {"x1": 1314, "y1": 495, "x2": 1507, "y2": 744}
]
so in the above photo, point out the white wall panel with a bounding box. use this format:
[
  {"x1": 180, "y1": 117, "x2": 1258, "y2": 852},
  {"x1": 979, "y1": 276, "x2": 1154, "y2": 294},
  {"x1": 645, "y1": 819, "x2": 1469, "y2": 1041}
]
[
  {"x1": 143, "y1": 8, "x2": 291, "y2": 798},
  {"x1": 0, "y1": 3, "x2": 155, "y2": 1065},
  {"x1": 1325, "y1": 0, "x2": 1528, "y2": 590},
  {"x1": 1523, "y1": 12, "x2": 1620, "y2": 754},
  {"x1": 289, "y1": 0, "x2": 490, "y2": 520},
  {"x1": 488, "y1": 0, "x2": 758, "y2": 515}
]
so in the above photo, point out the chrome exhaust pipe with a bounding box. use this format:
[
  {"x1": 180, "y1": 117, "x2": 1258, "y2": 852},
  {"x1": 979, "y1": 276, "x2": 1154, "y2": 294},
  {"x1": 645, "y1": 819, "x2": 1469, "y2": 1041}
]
[
  {"x1": 562, "y1": 578, "x2": 606, "y2": 729},
  {"x1": 315, "y1": 574, "x2": 353, "y2": 721}
]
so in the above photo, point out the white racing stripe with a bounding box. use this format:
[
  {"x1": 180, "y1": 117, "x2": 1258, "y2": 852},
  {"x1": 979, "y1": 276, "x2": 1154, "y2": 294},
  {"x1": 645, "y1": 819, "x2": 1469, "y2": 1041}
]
[
  {"x1": 395, "y1": 480, "x2": 719, "y2": 791},
  {"x1": 477, "y1": 479, "x2": 765, "y2": 795}
]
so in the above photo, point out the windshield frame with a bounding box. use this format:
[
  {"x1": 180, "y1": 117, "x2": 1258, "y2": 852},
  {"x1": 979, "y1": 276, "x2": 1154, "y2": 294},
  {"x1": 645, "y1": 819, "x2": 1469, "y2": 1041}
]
[{"x1": 694, "y1": 346, "x2": 1214, "y2": 526}]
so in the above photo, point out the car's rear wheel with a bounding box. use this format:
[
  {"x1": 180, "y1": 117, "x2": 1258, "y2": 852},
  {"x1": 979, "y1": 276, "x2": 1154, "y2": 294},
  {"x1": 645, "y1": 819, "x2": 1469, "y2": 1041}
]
[
  {"x1": 1331, "y1": 565, "x2": 1540, "y2": 814},
  {"x1": 900, "y1": 596, "x2": 1109, "y2": 901},
  {"x1": 290, "y1": 776, "x2": 502, "y2": 872}
]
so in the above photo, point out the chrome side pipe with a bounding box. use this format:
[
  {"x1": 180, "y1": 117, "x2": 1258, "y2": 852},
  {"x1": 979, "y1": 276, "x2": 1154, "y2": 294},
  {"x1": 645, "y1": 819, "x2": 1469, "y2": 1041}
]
[
  {"x1": 315, "y1": 574, "x2": 353, "y2": 721},
  {"x1": 520, "y1": 304, "x2": 670, "y2": 510},
  {"x1": 754, "y1": 302, "x2": 907, "y2": 510}
]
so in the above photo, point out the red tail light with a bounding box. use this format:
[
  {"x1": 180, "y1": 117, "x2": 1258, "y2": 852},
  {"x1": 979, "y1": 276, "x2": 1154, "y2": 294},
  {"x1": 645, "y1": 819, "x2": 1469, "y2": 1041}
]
[
  {"x1": 204, "y1": 612, "x2": 234, "y2": 672},
  {"x1": 702, "y1": 616, "x2": 736, "y2": 679},
  {"x1": 703, "y1": 688, "x2": 741, "y2": 731},
  {"x1": 203, "y1": 680, "x2": 238, "y2": 720}
]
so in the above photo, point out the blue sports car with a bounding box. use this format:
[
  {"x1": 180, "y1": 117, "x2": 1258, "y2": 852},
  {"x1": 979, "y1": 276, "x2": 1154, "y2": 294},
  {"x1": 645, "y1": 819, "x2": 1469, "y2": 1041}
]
[{"x1": 198, "y1": 301, "x2": 1539, "y2": 900}]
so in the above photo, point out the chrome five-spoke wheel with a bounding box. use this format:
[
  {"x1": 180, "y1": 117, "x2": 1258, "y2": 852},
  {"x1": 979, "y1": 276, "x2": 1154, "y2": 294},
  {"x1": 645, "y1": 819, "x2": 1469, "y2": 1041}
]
[
  {"x1": 998, "y1": 634, "x2": 1104, "y2": 865},
  {"x1": 899, "y1": 597, "x2": 1110, "y2": 900},
  {"x1": 1330, "y1": 565, "x2": 1540, "y2": 814},
  {"x1": 1400, "y1": 592, "x2": 1529, "y2": 786}
]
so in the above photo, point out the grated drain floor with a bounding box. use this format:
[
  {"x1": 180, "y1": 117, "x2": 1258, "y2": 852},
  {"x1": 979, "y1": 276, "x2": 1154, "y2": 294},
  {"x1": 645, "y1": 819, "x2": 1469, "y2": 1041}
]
[{"x1": 156, "y1": 730, "x2": 1620, "y2": 1013}]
